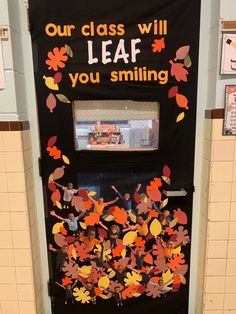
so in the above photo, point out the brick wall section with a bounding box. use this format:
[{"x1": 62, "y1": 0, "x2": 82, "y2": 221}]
[
  {"x1": 203, "y1": 118, "x2": 236, "y2": 314},
  {"x1": 0, "y1": 129, "x2": 43, "y2": 314}
]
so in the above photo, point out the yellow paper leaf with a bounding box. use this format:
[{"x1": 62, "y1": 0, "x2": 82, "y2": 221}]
[
  {"x1": 149, "y1": 219, "x2": 162, "y2": 237},
  {"x1": 62, "y1": 155, "x2": 70, "y2": 165},
  {"x1": 88, "y1": 191, "x2": 96, "y2": 196},
  {"x1": 162, "y1": 269, "x2": 173, "y2": 285},
  {"x1": 173, "y1": 246, "x2": 181, "y2": 254},
  {"x1": 129, "y1": 211, "x2": 137, "y2": 223},
  {"x1": 55, "y1": 200, "x2": 62, "y2": 209},
  {"x1": 108, "y1": 270, "x2": 116, "y2": 279},
  {"x1": 176, "y1": 112, "x2": 185, "y2": 123},
  {"x1": 169, "y1": 217, "x2": 178, "y2": 228},
  {"x1": 159, "y1": 198, "x2": 168, "y2": 209},
  {"x1": 56, "y1": 94, "x2": 70, "y2": 103},
  {"x1": 123, "y1": 231, "x2": 137, "y2": 245},
  {"x1": 121, "y1": 248, "x2": 126, "y2": 259},
  {"x1": 179, "y1": 274, "x2": 186, "y2": 284},
  {"x1": 162, "y1": 176, "x2": 171, "y2": 185},
  {"x1": 132, "y1": 293, "x2": 141, "y2": 297},
  {"x1": 52, "y1": 222, "x2": 64, "y2": 234},
  {"x1": 102, "y1": 214, "x2": 115, "y2": 222},
  {"x1": 77, "y1": 266, "x2": 92, "y2": 278},
  {"x1": 79, "y1": 222, "x2": 87, "y2": 230},
  {"x1": 98, "y1": 276, "x2": 110, "y2": 289},
  {"x1": 43, "y1": 75, "x2": 58, "y2": 90},
  {"x1": 48, "y1": 173, "x2": 54, "y2": 183},
  {"x1": 71, "y1": 247, "x2": 77, "y2": 260}
]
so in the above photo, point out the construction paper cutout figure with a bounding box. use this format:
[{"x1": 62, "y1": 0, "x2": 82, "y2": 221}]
[
  {"x1": 88, "y1": 195, "x2": 119, "y2": 215},
  {"x1": 123, "y1": 214, "x2": 152, "y2": 236},
  {"x1": 78, "y1": 278, "x2": 96, "y2": 304},
  {"x1": 79, "y1": 228, "x2": 100, "y2": 251},
  {"x1": 111, "y1": 183, "x2": 142, "y2": 214},
  {"x1": 55, "y1": 280, "x2": 78, "y2": 304},
  {"x1": 49, "y1": 244, "x2": 68, "y2": 272},
  {"x1": 50, "y1": 210, "x2": 83, "y2": 236},
  {"x1": 54, "y1": 182, "x2": 78, "y2": 208},
  {"x1": 106, "y1": 286, "x2": 124, "y2": 306},
  {"x1": 128, "y1": 246, "x2": 154, "y2": 270},
  {"x1": 109, "y1": 224, "x2": 121, "y2": 248}
]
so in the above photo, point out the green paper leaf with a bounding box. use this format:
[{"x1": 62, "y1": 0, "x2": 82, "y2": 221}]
[{"x1": 56, "y1": 94, "x2": 70, "y2": 103}]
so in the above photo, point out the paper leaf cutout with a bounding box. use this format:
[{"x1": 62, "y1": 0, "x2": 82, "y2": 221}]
[
  {"x1": 113, "y1": 206, "x2": 127, "y2": 224},
  {"x1": 62, "y1": 154, "x2": 70, "y2": 164},
  {"x1": 52, "y1": 222, "x2": 64, "y2": 234},
  {"x1": 179, "y1": 274, "x2": 186, "y2": 284},
  {"x1": 47, "y1": 146, "x2": 61, "y2": 160},
  {"x1": 151, "y1": 38, "x2": 165, "y2": 53},
  {"x1": 133, "y1": 191, "x2": 141, "y2": 203},
  {"x1": 168, "y1": 86, "x2": 178, "y2": 99},
  {"x1": 169, "y1": 61, "x2": 188, "y2": 82},
  {"x1": 43, "y1": 76, "x2": 59, "y2": 90},
  {"x1": 173, "y1": 209, "x2": 187, "y2": 224},
  {"x1": 51, "y1": 189, "x2": 61, "y2": 203},
  {"x1": 162, "y1": 165, "x2": 171, "y2": 177},
  {"x1": 144, "y1": 253, "x2": 153, "y2": 265},
  {"x1": 184, "y1": 54, "x2": 192, "y2": 68},
  {"x1": 45, "y1": 47, "x2": 68, "y2": 71},
  {"x1": 54, "y1": 233, "x2": 67, "y2": 247},
  {"x1": 176, "y1": 93, "x2": 189, "y2": 110},
  {"x1": 134, "y1": 237, "x2": 146, "y2": 247},
  {"x1": 48, "y1": 182, "x2": 57, "y2": 192},
  {"x1": 46, "y1": 93, "x2": 57, "y2": 112},
  {"x1": 47, "y1": 136, "x2": 57, "y2": 148},
  {"x1": 175, "y1": 45, "x2": 190, "y2": 60},
  {"x1": 62, "y1": 276, "x2": 72, "y2": 286},
  {"x1": 169, "y1": 217, "x2": 178, "y2": 228},
  {"x1": 123, "y1": 231, "x2": 137, "y2": 245},
  {"x1": 146, "y1": 188, "x2": 162, "y2": 202},
  {"x1": 162, "y1": 176, "x2": 171, "y2": 185},
  {"x1": 124, "y1": 271, "x2": 142, "y2": 286},
  {"x1": 129, "y1": 212, "x2": 137, "y2": 223},
  {"x1": 55, "y1": 200, "x2": 62, "y2": 209},
  {"x1": 168, "y1": 253, "x2": 185, "y2": 271},
  {"x1": 73, "y1": 287, "x2": 91, "y2": 304},
  {"x1": 56, "y1": 94, "x2": 70, "y2": 103},
  {"x1": 53, "y1": 166, "x2": 65, "y2": 180},
  {"x1": 150, "y1": 219, "x2": 162, "y2": 237},
  {"x1": 88, "y1": 191, "x2": 96, "y2": 197},
  {"x1": 84, "y1": 212, "x2": 100, "y2": 226},
  {"x1": 65, "y1": 44, "x2": 73, "y2": 58},
  {"x1": 98, "y1": 276, "x2": 110, "y2": 289},
  {"x1": 162, "y1": 269, "x2": 173, "y2": 285},
  {"x1": 48, "y1": 173, "x2": 54, "y2": 183},
  {"x1": 176, "y1": 112, "x2": 185, "y2": 123},
  {"x1": 159, "y1": 198, "x2": 168, "y2": 209},
  {"x1": 54, "y1": 72, "x2": 62, "y2": 84},
  {"x1": 79, "y1": 222, "x2": 87, "y2": 230},
  {"x1": 102, "y1": 215, "x2": 115, "y2": 222}
]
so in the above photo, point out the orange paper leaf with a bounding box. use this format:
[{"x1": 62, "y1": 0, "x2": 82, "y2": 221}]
[{"x1": 84, "y1": 212, "x2": 100, "y2": 226}]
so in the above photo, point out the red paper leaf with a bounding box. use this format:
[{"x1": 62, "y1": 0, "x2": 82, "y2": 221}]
[
  {"x1": 84, "y1": 212, "x2": 100, "y2": 226},
  {"x1": 151, "y1": 38, "x2": 165, "y2": 53},
  {"x1": 48, "y1": 182, "x2": 57, "y2": 192},
  {"x1": 79, "y1": 189, "x2": 89, "y2": 199},
  {"x1": 175, "y1": 45, "x2": 190, "y2": 60},
  {"x1": 169, "y1": 61, "x2": 189, "y2": 82},
  {"x1": 133, "y1": 191, "x2": 141, "y2": 203},
  {"x1": 53, "y1": 166, "x2": 65, "y2": 180},
  {"x1": 162, "y1": 165, "x2": 171, "y2": 177},
  {"x1": 46, "y1": 93, "x2": 57, "y2": 113},
  {"x1": 47, "y1": 136, "x2": 57, "y2": 148},
  {"x1": 173, "y1": 209, "x2": 188, "y2": 225},
  {"x1": 146, "y1": 187, "x2": 162, "y2": 202},
  {"x1": 98, "y1": 228, "x2": 108, "y2": 239},
  {"x1": 51, "y1": 189, "x2": 61, "y2": 203},
  {"x1": 176, "y1": 93, "x2": 189, "y2": 110},
  {"x1": 45, "y1": 47, "x2": 68, "y2": 71},
  {"x1": 54, "y1": 72, "x2": 62, "y2": 84},
  {"x1": 168, "y1": 86, "x2": 179, "y2": 99}
]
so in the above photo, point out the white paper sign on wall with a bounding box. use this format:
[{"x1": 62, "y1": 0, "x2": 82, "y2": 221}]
[{"x1": 0, "y1": 42, "x2": 5, "y2": 89}]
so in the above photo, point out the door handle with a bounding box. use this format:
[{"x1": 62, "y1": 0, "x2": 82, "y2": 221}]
[{"x1": 162, "y1": 188, "x2": 187, "y2": 197}]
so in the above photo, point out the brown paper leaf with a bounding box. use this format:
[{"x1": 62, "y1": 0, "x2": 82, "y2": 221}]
[
  {"x1": 162, "y1": 176, "x2": 171, "y2": 185},
  {"x1": 65, "y1": 44, "x2": 73, "y2": 58},
  {"x1": 159, "y1": 198, "x2": 168, "y2": 209},
  {"x1": 56, "y1": 94, "x2": 70, "y2": 103},
  {"x1": 184, "y1": 54, "x2": 192, "y2": 68}
]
